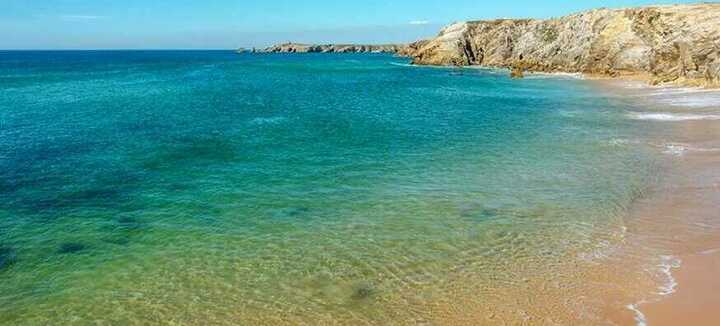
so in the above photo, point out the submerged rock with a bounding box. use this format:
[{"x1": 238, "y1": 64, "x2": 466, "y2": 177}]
[
  {"x1": 351, "y1": 282, "x2": 376, "y2": 300},
  {"x1": 0, "y1": 247, "x2": 17, "y2": 270},
  {"x1": 103, "y1": 236, "x2": 131, "y2": 246},
  {"x1": 405, "y1": 4, "x2": 720, "y2": 87},
  {"x1": 276, "y1": 207, "x2": 310, "y2": 218},
  {"x1": 141, "y1": 135, "x2": 238, "y2": 170},
  {"x1": 460, "y1": 204, "x2": 503, "y2": 221},
  {"x1": 58, "y1": 243, "x2": 87, "y2": 254}
]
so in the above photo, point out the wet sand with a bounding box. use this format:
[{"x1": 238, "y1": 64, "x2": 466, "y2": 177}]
[
  {"x1": 632, "y1": 123, "x2": 720, "y2": 326},
  {"x1": 643, "y1": 249, "x2": 720, "y2": 325},
  {"x1": 599, "y1": 80, "x2": 720, "y2": 325}
]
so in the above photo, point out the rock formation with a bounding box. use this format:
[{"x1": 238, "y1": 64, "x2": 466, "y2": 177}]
[
  {"x1": 262, "y1": 43, "x2": 402, "y2": 54},
  {"x1": 404, "y1": 4, "x2": 720, "y2": 87}
]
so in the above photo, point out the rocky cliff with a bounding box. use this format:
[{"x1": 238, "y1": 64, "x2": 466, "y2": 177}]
[
  {"x1": 262, "y1": 43, "x2": 402, "y2": 54},
  {"x1": 405, "y1": 4, "x2": 720, "y2": 87}
]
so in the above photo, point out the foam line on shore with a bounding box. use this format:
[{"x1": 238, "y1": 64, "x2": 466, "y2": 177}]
[
  {"x1": 626, "y1": 255, "x2": 682, "y2": 326},
  {"x1": 657, "y1": 255, "x2": 682, "y2": 296},
  {"x1": 647, "y1": 142, "x2": 720, "y2": 156},
  {"x1": 699, "y1": 248, "x2": 720, "y2": 255},
  {"x1": 645, "y1": 88, "x2": 720, "y2": 95},
  {"x1": 627, "y1": 113, "x2": 720, "y2": 121},
  {"x1": 627, "y1": 303, "x2": 648, "y2": 326},
  {"x1": 523, "y1": 72, "x2": 584, "y2": 80}
]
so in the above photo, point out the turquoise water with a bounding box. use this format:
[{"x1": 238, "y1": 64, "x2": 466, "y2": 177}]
[{"x1": 1, "y1": 51, "x2": 661, "y2": 324}]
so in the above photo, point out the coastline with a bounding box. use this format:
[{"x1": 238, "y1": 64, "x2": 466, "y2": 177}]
[
  {"x1": 384, "y1": 61, "x2": 719, "y2": 89},
  {"x1": 326, "y1": 63, "x2": 720, "y2": 325},
  {"x1": 627, "y1": 117, "x2": 720, "y2": 326},
  {"x1": 398, "y1": 3, "x2": 720, "y2": 89},
  {"x1": 593, "y1": 80, "x2": 720, "y2": 325},
  {"x1": 239, "y1": 56, "x2": 719, "y2": 325}
]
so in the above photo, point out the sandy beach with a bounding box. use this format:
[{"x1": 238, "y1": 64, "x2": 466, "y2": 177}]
[
  {"x1": 597, "y1": 80, "x2": 720, "y2": 325},
  {"x1": 630, "y1": 120, "x2": 720, "y2": 326}
]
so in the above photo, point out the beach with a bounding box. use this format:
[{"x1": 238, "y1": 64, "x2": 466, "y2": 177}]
[
  {"x1": 593, "y1": 80, "x2": 720, "y2": 325},
  {"x1": 410, "y1": 77, "x2": 720, "y2": 326},
  {"x1": 625, "y1": 117, "x2": 720, "y2": 326}
]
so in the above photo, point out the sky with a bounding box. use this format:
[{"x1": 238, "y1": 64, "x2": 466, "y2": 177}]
[{"x1": 0, "y1": 0, "x2": 704, "y2": 49}]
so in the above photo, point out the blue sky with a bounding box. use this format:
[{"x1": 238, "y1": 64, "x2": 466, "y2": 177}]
[{"x1": 0, "y1": 0, "x2": 703, "y2": 49}]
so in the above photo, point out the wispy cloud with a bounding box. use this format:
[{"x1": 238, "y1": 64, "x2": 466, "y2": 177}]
[
  {"x1": 60, "y1": 15, "x2": 108, "y2": 22},
  {"x1": 408, "y1": 20, "x2": 430, "y2": 25}
]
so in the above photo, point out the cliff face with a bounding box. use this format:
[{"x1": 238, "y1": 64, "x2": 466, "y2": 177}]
[
  {"x1": 406, "y1": 4, "x2": 720, "y2": 86},
  {"x1": 263, "y1": 43, "x2": 402, "y2": 54}
]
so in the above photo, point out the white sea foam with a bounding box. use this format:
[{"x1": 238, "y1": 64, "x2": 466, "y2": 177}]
[
  {"x1": 652, "y1": 142, "x2": 720, "y2": 156},
  {"x1": 609, "y1": 138, "x2": 630, "y2": 146},
  {"x1": 389, "y1": 62, "x2": 472, "y2": 70},
  {"x1": 700, "y1": 248, "x2": 720, "y2": 255},
  {"x1": 645, "y1": 87, "x2": 720, "y2": 96},
  {"x1": 626, "y1": 255, "x2": 682, "y2": 326},
  {"x1": 694, "y1": 147, "x2": 720, "y2": 153},
  {"x1": 635, "y1": 86, "x2": 720, "y2": 108},
  {"x1": 656, "y1": 95, "x2": 720, "y2": 108},
  {"x1": 627, "y1": 303, "x2": 648, "y2": 326},
  {"x1": 524, "y1": 72, "x2": 584, "y2": 80},
  {"x1": 663, "y1": 144, "x2": 688, "y2": 156},
  {"x1": 622, "y1": 81, "x2": 651, "y2": 89},
  {"x1": 657, "y1": 255, "x2": 681, "y2": 296},
  {"x1": 609, "y1": 138, "x2": 642, "y2": 146},
  {"x1": 388, "y1": 62, "x2": 419, "y2": 68},
  {"x1": 627, "y1": 113, "x2": 720, "y2": 121},
  {"x1": 667, "y1": 99, "x2": 719, "y2": 108}
]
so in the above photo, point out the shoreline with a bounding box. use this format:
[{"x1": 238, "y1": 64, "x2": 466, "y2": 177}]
[
  {"x1": 628, "y1": 121, "x2": 720, "y2": 325},
  {"x1": 356, "y1": 63, "x2": 720, "y2": 325},
  {"x1": 240, "y1": 49, "x2": 716, "y2": 89},
  {"x1": 373, "y1": 64, "x2": 719, "y2": 325},
  {"x1": 594, "y1": 80, "x2": 720, "y2": 325},
  {"x1": 392, "y1": 61, "x2": 720, "y2": 89}
]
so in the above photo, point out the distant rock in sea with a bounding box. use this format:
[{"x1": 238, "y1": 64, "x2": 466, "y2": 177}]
[
  {"x1": 236, "y1": 47, "x2": 257, "y2": 53},
  {"x1": 402, "y1": 3, "x2": 720, "y2": 87},
  {"x1": 260, "y1": 43, "x2": 403, "y2": 54}
]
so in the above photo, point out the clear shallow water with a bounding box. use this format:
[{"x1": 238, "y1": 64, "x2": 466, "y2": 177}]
[{"x1": 1, "y1": 51, "x2": 663, "y2": 324}]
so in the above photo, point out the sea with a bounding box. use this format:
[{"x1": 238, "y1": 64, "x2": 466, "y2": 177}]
[{"x1": 0, "y1": 51, "x2": 681, "y2": 324}]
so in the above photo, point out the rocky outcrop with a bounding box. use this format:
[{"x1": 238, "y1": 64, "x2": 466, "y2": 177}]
[
  {"x1": 405, "y1": 4, "x2": 720, "y2": 87},
  {"x1": 262, "y1": 43, "x2": 403, "y2": 54}
]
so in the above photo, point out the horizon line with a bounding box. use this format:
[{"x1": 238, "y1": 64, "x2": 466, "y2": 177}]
[{"x1": 0, "y1": 48, "x2": 241, "y2": 51}]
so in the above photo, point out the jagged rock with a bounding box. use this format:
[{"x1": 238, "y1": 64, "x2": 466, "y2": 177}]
[
  {"x1": 405, "y1": 4, "x2": 720, "y2": 87},
  {"x1": 510, "y1": 67, "x2": 524, "y2": 79}
]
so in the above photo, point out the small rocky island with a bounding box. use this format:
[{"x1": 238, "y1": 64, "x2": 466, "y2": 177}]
[
  {"x1": 261, "y1": 43, "x2": 402, "y2": 54},
  {"x1": 258, "y1": 4, "x2": 720, "y2": 87}
]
